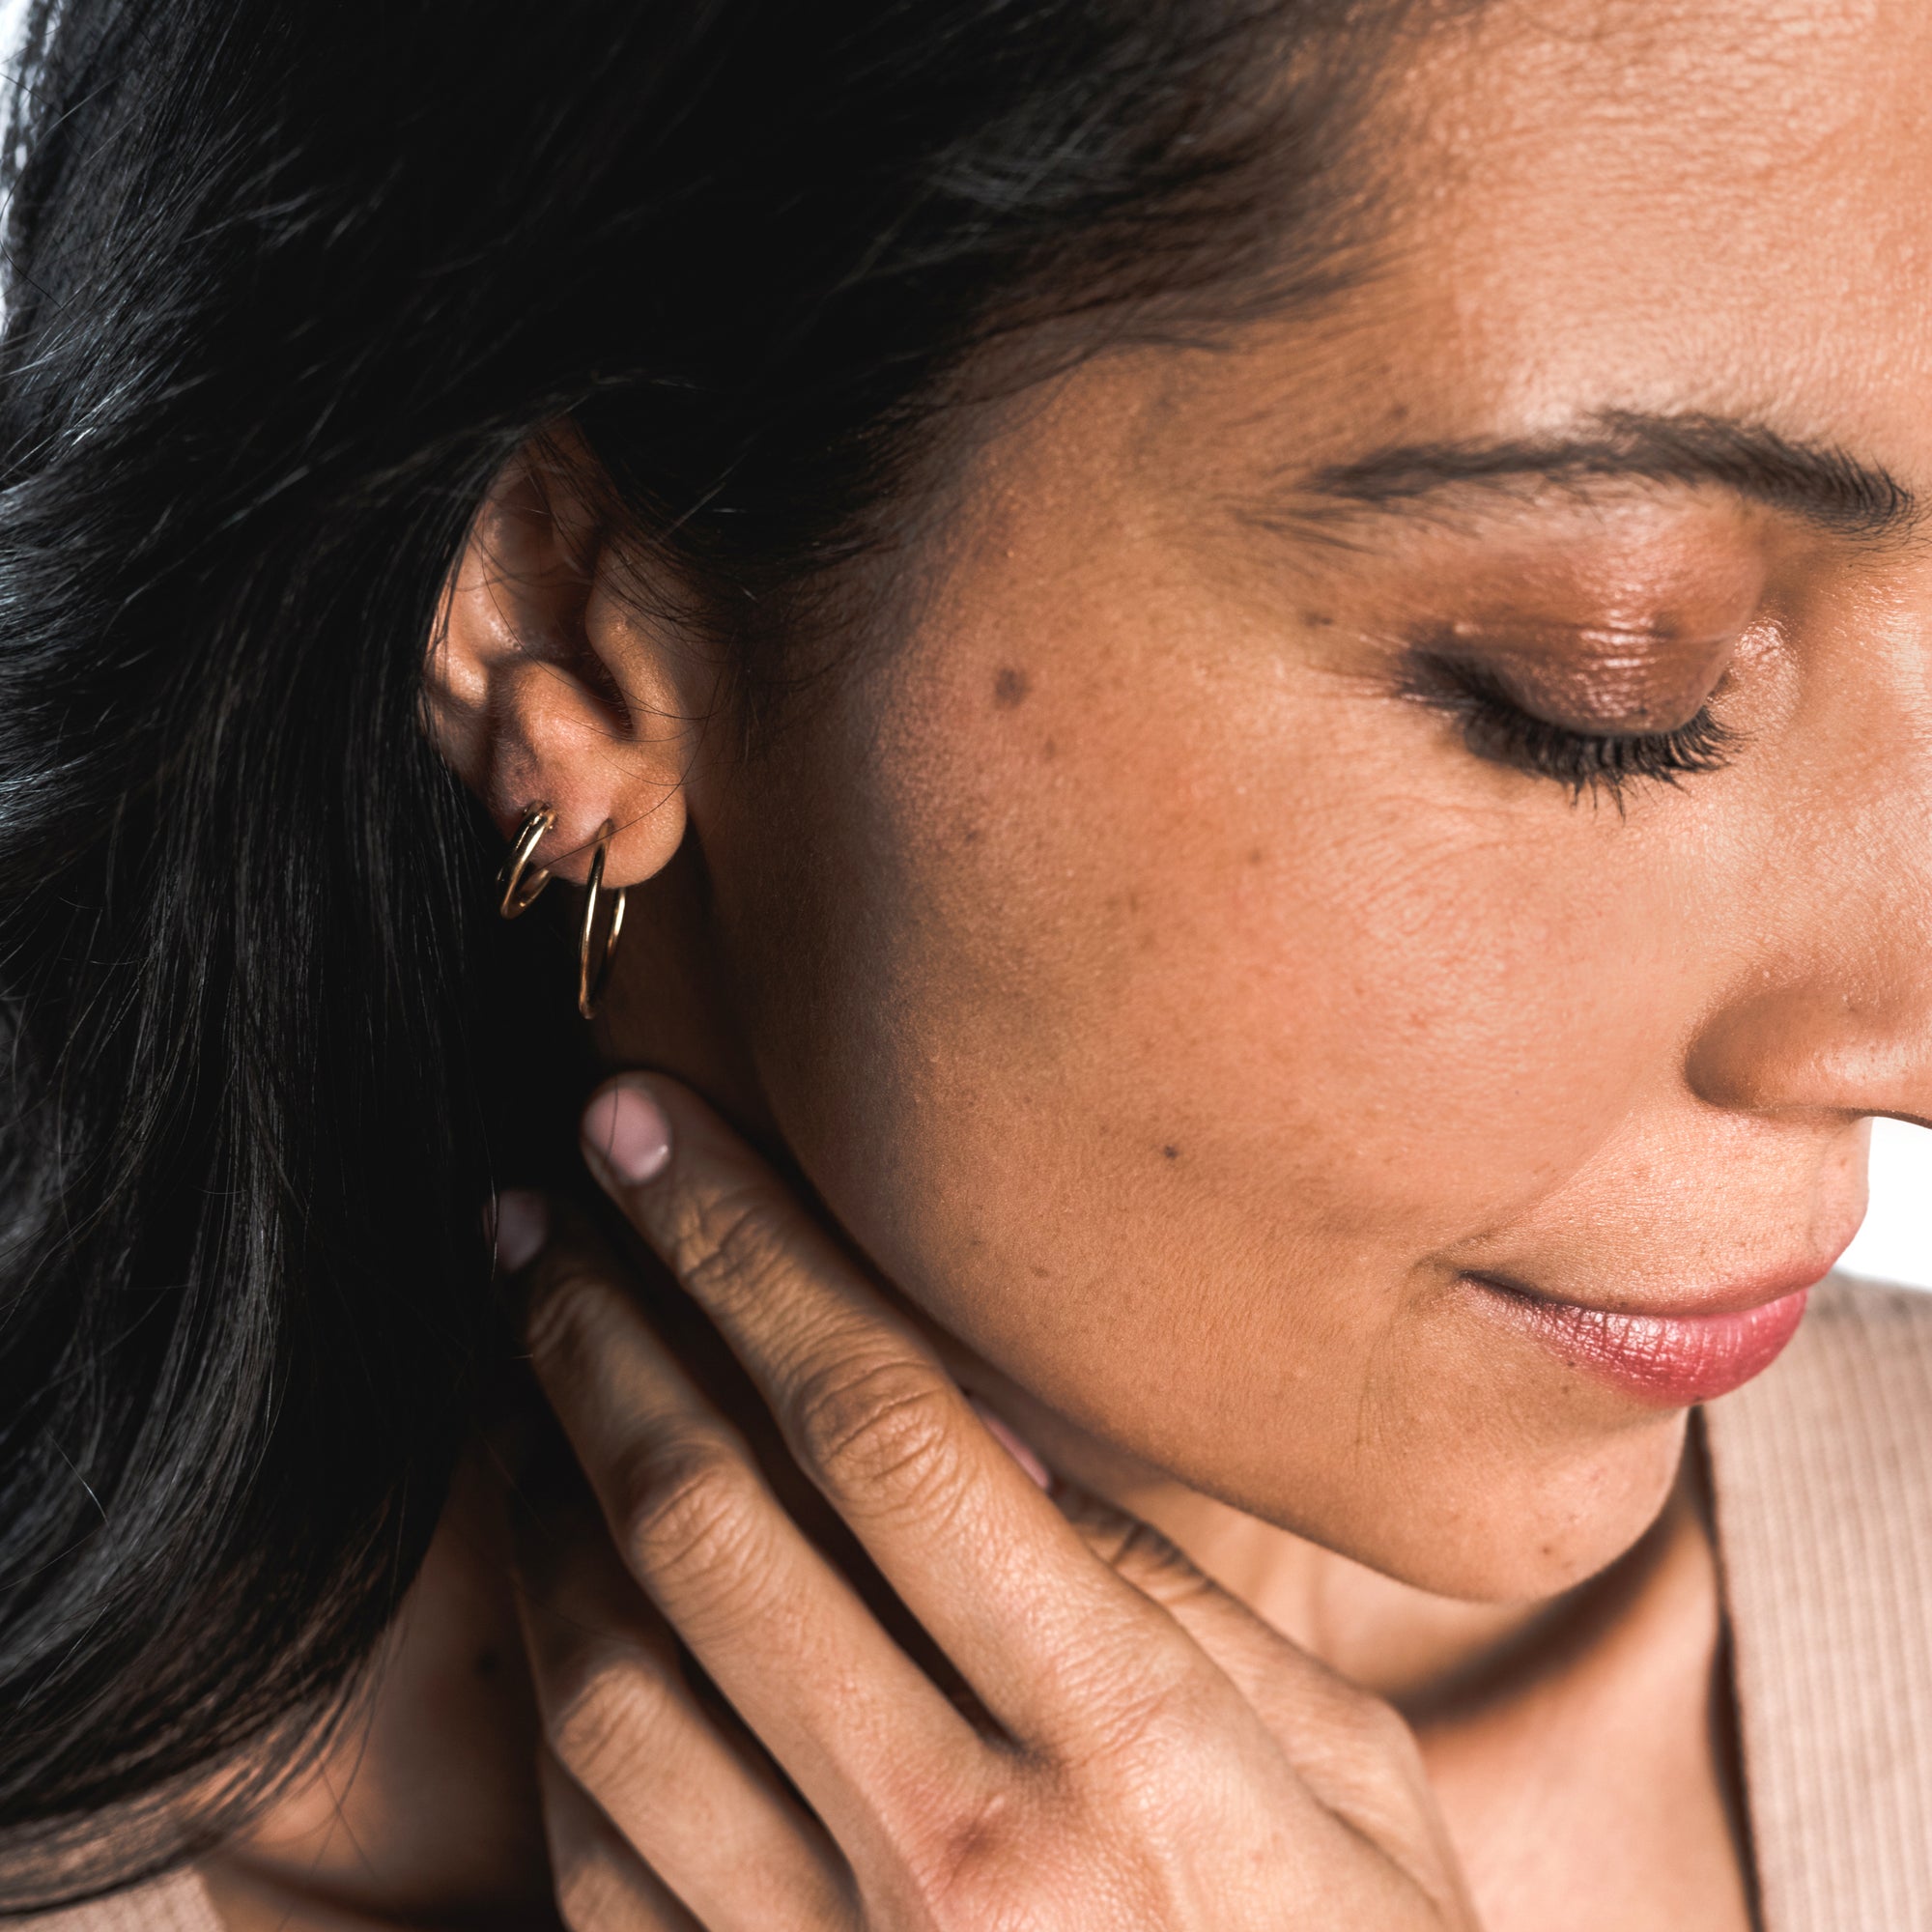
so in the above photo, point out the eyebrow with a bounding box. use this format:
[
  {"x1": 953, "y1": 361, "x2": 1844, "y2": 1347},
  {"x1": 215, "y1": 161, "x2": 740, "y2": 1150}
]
[{"x1": 1293, "y1": 411, "x2": 1917, "y2": 541}]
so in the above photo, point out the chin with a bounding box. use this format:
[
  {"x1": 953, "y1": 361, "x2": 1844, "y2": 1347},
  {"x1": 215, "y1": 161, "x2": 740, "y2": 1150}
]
[{"x1": 1311, "y1": 1408, "x2": 1697, "y2": 1605}]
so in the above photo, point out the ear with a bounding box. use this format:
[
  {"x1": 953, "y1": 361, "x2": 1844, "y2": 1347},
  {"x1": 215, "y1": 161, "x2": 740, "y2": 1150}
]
[{"x1": 424, "y1": 427, "x2": 698, "y2": 890}]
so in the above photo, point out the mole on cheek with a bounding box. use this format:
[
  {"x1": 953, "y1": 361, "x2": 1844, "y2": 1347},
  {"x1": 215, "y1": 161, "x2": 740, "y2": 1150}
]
[{"x1": 994, "y1": 666, "x2": 1031, "y2": 707}]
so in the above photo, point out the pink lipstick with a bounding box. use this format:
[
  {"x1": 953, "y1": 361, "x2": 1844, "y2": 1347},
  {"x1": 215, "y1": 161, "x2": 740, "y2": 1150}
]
[{"x1": 1469, "y1": 1275, "x2": 1818, "y2": 1406}]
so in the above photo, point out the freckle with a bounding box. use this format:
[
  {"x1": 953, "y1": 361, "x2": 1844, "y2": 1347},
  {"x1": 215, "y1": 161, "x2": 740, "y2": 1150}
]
[
  {"x1": 1042, "y1": 737, "x2": 1057, "y2": 759},
  {"x1": 1030, "y1": 1264, "x2": 1051, "y2": 1279},
  {"x1": 962, "y1": 825, "x2": 981, "y2": 845},
  {"x1": 1125, "y1": 891, "x2": 1141, "y2": 914},
  {"x1": 1162, "y1": 1145, "x2": 1179, "y2": 1160},
  {"x1": 994, "y1": 667, "x2": 1031, "y2": 708},
  {"x1": 1301, "y1": 610, "x2": 1335, "y2": 629},
  {"x1": 1246, "y1": 847, "x2": 1265, "y2": 866}
]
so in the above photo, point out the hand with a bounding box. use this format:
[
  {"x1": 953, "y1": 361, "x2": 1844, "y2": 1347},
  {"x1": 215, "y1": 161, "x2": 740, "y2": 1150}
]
[{"x1": 502, "y1": 1074, "x2": 1479, "y2": 1931}]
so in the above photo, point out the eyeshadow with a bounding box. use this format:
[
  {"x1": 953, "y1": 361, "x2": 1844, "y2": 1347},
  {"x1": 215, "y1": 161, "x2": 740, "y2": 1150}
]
[
  {"x1": 1440, "y1": 619, "x2": 1741, "y2": 733},
  {"x1": 1378, "y1": 512, "x2": 1772, "y2": 732}
]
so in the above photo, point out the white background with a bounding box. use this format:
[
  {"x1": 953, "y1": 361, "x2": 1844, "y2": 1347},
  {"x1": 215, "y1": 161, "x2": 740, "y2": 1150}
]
[{"x1": 1838, "y1": 1118, "x2": 1932, "y2": 1289}]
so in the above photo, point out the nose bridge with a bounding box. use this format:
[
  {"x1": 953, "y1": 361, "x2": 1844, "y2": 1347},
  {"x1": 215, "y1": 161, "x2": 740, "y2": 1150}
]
[{"x1": 1686, "y1": 723, "x2": 1932, "y2": 1121}]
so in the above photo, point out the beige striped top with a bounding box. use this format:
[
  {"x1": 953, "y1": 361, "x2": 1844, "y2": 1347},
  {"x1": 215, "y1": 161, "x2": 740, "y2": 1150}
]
[{"x1": 19, "y1": 1274, "x2": 1932, "y2": 1932}]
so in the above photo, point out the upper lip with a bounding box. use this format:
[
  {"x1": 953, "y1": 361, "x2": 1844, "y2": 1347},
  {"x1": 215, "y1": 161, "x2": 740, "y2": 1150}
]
[{"x1": 1463, "y1": 1247, "x2": 1849, "y2": 1322}]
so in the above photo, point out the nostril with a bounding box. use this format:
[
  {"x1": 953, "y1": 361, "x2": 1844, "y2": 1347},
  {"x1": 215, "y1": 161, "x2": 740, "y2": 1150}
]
[{"x1": 1685, "y1": 976, "x2": 1932, "y2": 1122}]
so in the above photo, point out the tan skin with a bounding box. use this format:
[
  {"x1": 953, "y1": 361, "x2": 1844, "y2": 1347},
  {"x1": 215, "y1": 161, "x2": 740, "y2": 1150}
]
[{"x1": 202, "y1": 1, "x2": 1932, "y2": 1926}]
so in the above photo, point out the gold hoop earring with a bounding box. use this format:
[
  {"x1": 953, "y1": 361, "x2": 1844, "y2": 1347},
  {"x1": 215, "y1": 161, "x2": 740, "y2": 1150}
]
[
  {"x1": 497, "y1": 803, "x2": 555, "y2": 919},
  {"x1": 578, "y1": 819, "x2": 627, "y2": 1020}
]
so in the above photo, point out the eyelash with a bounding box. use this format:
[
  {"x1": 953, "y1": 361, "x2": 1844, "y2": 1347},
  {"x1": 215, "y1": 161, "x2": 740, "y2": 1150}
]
[{"x1": 1403, "y1": 657, "x2": 1740, "y2": 802}]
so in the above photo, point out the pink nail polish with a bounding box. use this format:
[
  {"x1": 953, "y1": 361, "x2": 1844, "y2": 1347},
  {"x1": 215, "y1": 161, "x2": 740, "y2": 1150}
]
[
  {"x1": 582, "y1": 1083, "x2": 673, "y2": 1184},
  {"x1": 492, "y1": 1189, "x2": 549, "y2": 1272},
  {"x1": 969, "y1": 1397, "x2": 1053, "y2": 1491}
]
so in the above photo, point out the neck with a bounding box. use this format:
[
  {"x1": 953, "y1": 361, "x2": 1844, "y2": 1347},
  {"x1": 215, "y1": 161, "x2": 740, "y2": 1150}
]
[
  {"x1": 1114, "y1": 1472, "x2": 1552, "y2": 1705},
  {"x1": 955, "y1": 1359, "x2": 1570, "y2": 1705}
]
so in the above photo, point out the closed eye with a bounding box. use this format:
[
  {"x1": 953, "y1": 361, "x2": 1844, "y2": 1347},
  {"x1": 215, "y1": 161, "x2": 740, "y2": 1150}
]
[{"x1": 1401, "y1": 656, "x2": 1739, "y2": 803}]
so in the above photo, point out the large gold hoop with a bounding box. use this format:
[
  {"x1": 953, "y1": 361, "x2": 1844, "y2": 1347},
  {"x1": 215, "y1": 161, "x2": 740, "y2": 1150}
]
[
  {"x1": 578, "y1": 820, "x2": 628, "y2": 1020},
  {"x1": 497, "y1": 803, "x2": 555, "y2": 919}
]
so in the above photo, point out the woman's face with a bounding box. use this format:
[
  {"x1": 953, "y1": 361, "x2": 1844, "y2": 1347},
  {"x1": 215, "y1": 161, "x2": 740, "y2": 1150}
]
[{"x1": 633, "y1": 0, "x2": 1932, "y2": 1601}]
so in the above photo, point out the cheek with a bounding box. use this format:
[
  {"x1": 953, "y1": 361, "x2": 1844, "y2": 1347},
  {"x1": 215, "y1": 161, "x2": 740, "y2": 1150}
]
[
  {"x1": 721, "y1": 565, "x2": 1705, "y2": 1597},
  {"x1": 840, "y1": 596, "x2": 1683, "y2": 1260}
]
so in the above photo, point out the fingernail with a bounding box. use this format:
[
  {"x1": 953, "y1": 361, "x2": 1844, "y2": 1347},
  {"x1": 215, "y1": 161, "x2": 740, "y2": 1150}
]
[
  {"x1": 492, "y1": 1189, "x2": 549, "y2": 1272},
  {"x1": 582, "y1": 1082, "x2": 673, "y2": 1184},
  {"x1": 969, "y1": 1397, "x2": 1052, "y2": 1491}
]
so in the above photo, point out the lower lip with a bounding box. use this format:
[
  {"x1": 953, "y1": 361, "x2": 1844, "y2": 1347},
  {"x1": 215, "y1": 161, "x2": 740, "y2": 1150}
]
[{"x1": 1470, "y1": 1278, "x2": 1815, "y2": 1406}]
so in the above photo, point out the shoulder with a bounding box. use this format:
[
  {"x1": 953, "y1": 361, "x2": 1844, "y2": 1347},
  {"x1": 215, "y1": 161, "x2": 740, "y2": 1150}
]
[
  {"x1": 1741, "y1": 1270, "x2": 1932, "y2": 1443},
  {"x1": 1707, "y1": 1271, "x2": 1932, "y2": 1501},
  {"x1": 8, "y1": 1870, "x2": 220, "y2": 1932},
  {"x1": 1802, "y1": 1269, "x2": 1932, "y2": 1348},
  {"x1": 1775, "y1": 1270, "x2": 1932, "y2": 1425},
  {"x1": 1704, "y1": 1274, "x2": 1932, "y2": 1932}
]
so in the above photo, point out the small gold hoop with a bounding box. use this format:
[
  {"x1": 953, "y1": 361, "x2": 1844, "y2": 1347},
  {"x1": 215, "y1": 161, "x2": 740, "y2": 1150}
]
[
  {"x1": 578, "y1": 819, "x2": 627, "y2": 1020},
  {"x1": 497, "y1": 803, "x2": 556, "y2": 919}
]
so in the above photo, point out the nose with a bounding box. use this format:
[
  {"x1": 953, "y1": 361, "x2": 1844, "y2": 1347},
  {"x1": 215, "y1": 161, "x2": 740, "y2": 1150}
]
[
  {"x1": 1685, "y1": 606, "x2": 1932, "y2": 1124},
  {"x1": 1679, "y1": 534, "x2": 1932, "y2": 1127},
  {"x1": 1685, "y1": 739, "x2": 1932, "y2": 1124},
  {"x1": 1686, "y1": 971, "x2": 1932, "y2": 1125}
]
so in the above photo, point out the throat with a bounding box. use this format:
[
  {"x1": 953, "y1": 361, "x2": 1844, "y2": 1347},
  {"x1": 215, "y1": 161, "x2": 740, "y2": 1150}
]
[
  {"x1": 1096, "y1": 1435, "x2": 1751, "y2": 1932},
  {"x1": 1081, "y1": 1454, "x2": 1559, "y2": 1706}
]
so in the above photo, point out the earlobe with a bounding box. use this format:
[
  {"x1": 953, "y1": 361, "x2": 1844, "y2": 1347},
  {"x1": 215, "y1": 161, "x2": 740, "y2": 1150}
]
[
  {"x1": 490, "y1": 800, "x2": 629, "y2": 1018},
  {"x1": 423, "y1": 427, "x2": 694, "y2": 893}
]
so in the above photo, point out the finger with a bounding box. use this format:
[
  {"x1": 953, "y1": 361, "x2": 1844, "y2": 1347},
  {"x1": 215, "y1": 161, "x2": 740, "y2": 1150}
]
[
  {"x1": 1055, "y1": 1485, "x2": 1442, "y2": 1835},
  {"x1": 577, "y1": 1076, "x2": 1206, "y2": 1752},
  {"x1": 518, "y1": 1207, "x2": 993, "y2": 1862},
  {"x1": 539, "y1": 1750, "x2": 706, "y2": 1932},
  {"x1": 515, "y1": 1475, "x2": 858, "y2": 1932},
  {"x1": 1056, "y1": 1486, "x2": 1349, "y2": 1723}
]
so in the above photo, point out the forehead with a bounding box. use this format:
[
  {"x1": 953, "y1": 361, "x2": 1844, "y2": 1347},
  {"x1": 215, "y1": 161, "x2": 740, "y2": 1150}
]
[{"x1": 1293, "y1": 0, "x2": 1932, "y2": 469}]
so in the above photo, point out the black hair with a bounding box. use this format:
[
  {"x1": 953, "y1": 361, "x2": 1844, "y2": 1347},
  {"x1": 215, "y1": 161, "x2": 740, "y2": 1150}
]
[{"x1": 0, "y1": 0, "x2": 1400, "y2": 1905}]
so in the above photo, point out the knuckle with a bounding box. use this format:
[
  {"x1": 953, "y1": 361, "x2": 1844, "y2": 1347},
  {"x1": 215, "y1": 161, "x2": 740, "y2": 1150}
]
[
  {"x1": 791, "y1": 1351, "x2": 963, "y2": 1506},
  {"x1": 524, "y1": 1264, "x2": 615, "y2": 1374},
  {"x1": 1351, "y1": 1689, "x2": 1426, "y2": 1767},
  {"x1": 907, "y1": 1779, "x2": 1038, "y2": 1928},
  {"x1": 669, "y1": 1180, "x2": 792, "y2": 1313},
  {"x1": 545, "y1": 1649, "x2": 678, "y2": 1793},
  {"x1": 1300, "y1": 1667, "x2": 1428, "y2": 1776},
  {"x1": 552, "y1": 1837, "x2": 643, "y2": 1932},
  {"x1": 1071, "y1": 1513, "x2": 1145, "y2": 1573},
  {"x1": 616, "y1": 1429, "x2": 765, "y2": 1591},
  {"x1": 1080, "y1": 1514, "x2": 1198, "y2": 1594},
  {"x1": 1072, "y1": 1634, "x2": 1222, "y2": 1771},
  {"x1": 917, "y1": 1775, "x2": 1165, "y2": 1932}
]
